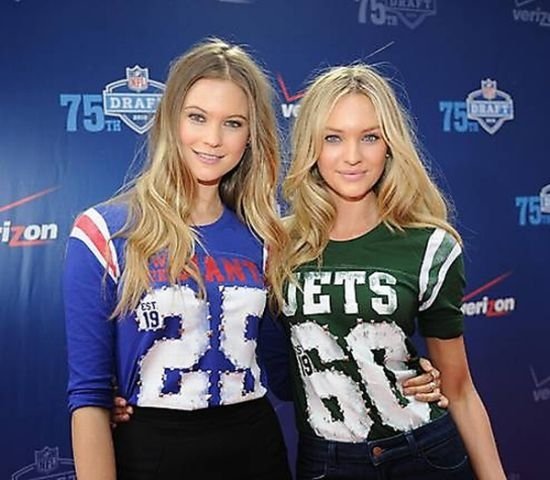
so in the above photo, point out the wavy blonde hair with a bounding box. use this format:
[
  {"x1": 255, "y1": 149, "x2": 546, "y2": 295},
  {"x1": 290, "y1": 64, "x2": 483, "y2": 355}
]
[
  {"x1": 111, "y1": 38, "x2": 286, "y2": 316},
  {"x1": 276, "y1": 64, "x2": 460, "y2": 291}
]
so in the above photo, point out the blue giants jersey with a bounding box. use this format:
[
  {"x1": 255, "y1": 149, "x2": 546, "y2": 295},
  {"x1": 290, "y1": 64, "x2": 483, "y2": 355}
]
[{"x1": 64, "y1": 203, "x2": 269, "y2": 413}]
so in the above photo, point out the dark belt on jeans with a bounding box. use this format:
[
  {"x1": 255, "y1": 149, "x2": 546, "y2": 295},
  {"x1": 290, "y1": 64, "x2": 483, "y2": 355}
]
[{"x1": 301, "y1": 412, "x2": 458, "y2": 467}]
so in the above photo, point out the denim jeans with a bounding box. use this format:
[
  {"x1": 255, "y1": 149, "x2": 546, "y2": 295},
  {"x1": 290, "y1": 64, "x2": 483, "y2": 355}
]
[{"x1": 297, "y1": 413, "x2": 475, "y2": 480}]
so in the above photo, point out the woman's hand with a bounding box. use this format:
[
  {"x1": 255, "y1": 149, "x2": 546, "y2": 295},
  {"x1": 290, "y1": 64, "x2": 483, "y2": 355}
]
[
  {"x1": 402, "y1": 357, "x2": 448, "y2": 408},
  {"x1": 111, "y1": 397, "x2": 133, "y2": 427}
]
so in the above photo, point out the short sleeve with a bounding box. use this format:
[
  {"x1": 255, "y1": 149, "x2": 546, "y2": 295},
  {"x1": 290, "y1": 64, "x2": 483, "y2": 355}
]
[{"x1": 417, "y1": 230, "x2": 465, "y2": 339}]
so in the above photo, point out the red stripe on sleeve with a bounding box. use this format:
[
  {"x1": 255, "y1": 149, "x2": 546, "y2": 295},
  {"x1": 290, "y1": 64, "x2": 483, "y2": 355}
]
[{"x1": 74, "y1": 214, "x2": 117, "y2": 278}]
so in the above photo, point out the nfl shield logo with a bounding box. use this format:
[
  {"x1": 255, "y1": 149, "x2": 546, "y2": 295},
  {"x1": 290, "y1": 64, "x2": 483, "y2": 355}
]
[
  {"x1": 11, "y1": 445, "x2": 75, "y2": 480},
  {"x1": 35, "y1": 446, "x2": 59, "y2": 473},
  {"x1": 481, "y1": 79, "x2": 497, "y2": 100},
  {"x1": 127, "y1": 66, "x2": 149, "y2": 92}
]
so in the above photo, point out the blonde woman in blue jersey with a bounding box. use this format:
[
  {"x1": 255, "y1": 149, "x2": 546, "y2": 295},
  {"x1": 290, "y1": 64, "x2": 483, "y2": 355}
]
[
  {"x1": 276, "y1": 65, "x2": 506, "y2": 479},
  {"x1": 64, "y1": 38, "x2": 292, "y2": 480}
]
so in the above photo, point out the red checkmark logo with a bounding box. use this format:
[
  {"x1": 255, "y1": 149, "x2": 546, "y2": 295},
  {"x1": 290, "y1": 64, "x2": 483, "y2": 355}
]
[
  {"x1": 276, "y1": 74, "x2": 304, "y2": 103},
  {"x1": 0, "y1": 187, "x2": 59, "y2": 213},
  {"x1": 462, "y1": 271, "x2": 512, "y2": 302}
]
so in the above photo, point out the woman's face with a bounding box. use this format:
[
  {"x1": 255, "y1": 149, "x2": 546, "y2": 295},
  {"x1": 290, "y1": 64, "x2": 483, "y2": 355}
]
[
  {"x1": 179, "y1": 78, "x2": 250, "y2": 187},
  {"x1": 316, "y1": 93, "x2": 388, "y2": 205}
]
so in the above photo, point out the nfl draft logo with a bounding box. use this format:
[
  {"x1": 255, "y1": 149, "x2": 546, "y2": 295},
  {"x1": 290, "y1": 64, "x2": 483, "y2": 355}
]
[
  {"x1": 387, "y1": 0, "x2": 437, "y2": 29},
  {"x1": 11, "y1": 446, "x2": 75, "y2": 480},
  {"x1": 466, "y1": 79, "x2": 514, "y2": 134},
  {"x1": 103, "y1": 66, "x2": 165, "y2": 134}
]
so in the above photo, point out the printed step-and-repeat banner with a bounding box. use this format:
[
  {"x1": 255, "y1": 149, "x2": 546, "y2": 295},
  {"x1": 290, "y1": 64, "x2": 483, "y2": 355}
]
[{"x1": 1, "y1": 1, "x2": 548, "y2": 478}]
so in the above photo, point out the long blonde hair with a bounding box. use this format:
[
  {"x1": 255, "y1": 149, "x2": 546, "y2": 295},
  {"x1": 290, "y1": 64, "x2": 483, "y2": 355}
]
[
  {"x1": 111, "y1": 38, "x2": 286, "y2": 316},
  {"x1": 277, "y1": 64, "x2": 459, "y2": 291}
]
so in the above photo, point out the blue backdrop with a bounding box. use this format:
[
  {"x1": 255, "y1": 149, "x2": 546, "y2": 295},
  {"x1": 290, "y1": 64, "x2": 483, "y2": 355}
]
[{"x1": 1, "y1": 1, "x2": 549, "y2": 478}]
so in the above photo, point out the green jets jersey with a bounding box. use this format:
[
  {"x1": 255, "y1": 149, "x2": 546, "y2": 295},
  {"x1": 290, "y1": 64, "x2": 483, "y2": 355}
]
[{"x1": 282, "y1": 224, "x2": 464, "y2": 442}]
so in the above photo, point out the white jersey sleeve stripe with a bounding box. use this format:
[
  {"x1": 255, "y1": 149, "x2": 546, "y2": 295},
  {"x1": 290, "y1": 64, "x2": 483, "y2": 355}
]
[
  {"x1": 85, "y1": 208, "x2": 121, "y2": 279},
  {"x1": 418, "y1": 229, "x2": 446, "y2": 303},
  {"x1": 419, "y1": 242, "x2": 462, "y2": 312}
]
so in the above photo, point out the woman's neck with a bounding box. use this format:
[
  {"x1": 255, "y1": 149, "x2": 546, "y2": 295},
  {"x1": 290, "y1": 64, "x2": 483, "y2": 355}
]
[
  {"x1": 191, "y1": 185, "x2": 224, "y2": 226},
  {"x1": 330, "y1": 193, "x2": 380, "y2": 241}
]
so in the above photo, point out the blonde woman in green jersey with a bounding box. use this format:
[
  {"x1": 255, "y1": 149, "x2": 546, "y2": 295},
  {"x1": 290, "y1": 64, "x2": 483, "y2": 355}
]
[{"x1": 277, "y1": 64, "x2": 505, "y2": 480}]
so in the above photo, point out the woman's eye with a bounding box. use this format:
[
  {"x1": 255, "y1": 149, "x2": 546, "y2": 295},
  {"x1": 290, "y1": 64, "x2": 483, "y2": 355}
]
[
  {"x1": 324, "y1": 135, "x2": 341, "y2": 143},
  {"x1": 225, "y1": 119, "x2": 243, "y2": 128},
  {"x1": 363, "y1": 134, "x2": 379, "y2": 143},
  {"x1": 188, "y1": 113, "x2": 206, "y2": 123}
]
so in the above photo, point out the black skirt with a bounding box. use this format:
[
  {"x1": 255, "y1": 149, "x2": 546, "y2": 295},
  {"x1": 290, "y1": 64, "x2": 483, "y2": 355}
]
[{"x1": 114, "y1": 396, "x2": 292, "y2": 480}]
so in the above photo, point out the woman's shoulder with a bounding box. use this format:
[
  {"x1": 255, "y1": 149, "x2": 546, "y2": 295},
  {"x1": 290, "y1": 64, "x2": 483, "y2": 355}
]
[
  {"x1": 397, "y1": 226, "x2": 462, "y2": 275},
  {"x1": 380, "y1": 225, "x2": 462, "y2": 267},
  {"x1": 400, "y1": 225, "x2": 460, "y2": 246},
  {"x1": 73, "y1": 200, "x2": 130, "y2": 237}
]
